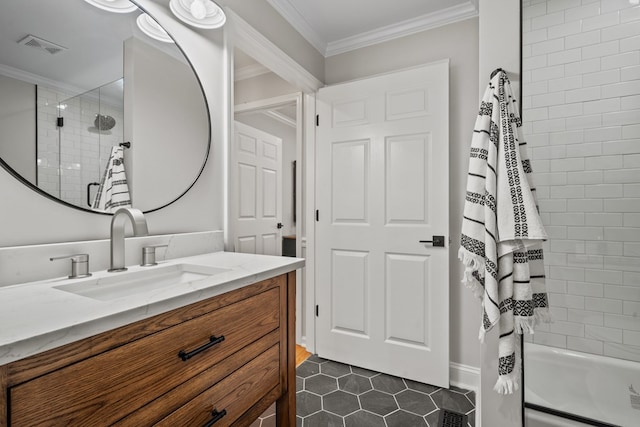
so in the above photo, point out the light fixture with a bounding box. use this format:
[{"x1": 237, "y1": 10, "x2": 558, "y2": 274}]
[
  {"x1": 83, "y1": 0, "x2": 138, "y2": 13},
  {"x1": 136, "y1": 13, "x2": 175, "y2": 43},
  {"x1": 169, "y1": 0, "x2": 226, "y2": 29}
]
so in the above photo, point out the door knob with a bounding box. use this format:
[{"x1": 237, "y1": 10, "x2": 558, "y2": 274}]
[
  {"x1": 277, "y1": 222, "x2": 284, "y2": 229},
  {"x1": 419, "y1": 235, "x2": 445, "y2": 247}
]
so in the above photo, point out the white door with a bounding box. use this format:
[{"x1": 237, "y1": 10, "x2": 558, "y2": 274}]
[
  {"x1": 316, "y1": 61, "x2": 450, "y2": 387},
  {"x1": 232, "y1": 121, "x2": 283, "y2": 255}
]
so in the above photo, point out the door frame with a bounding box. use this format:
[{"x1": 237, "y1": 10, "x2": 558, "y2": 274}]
[
  {"x1": 227, "y1": 9, "x2": 322, "y2": 351},
  {"x1": 233, "y1": 93, "x2": 309, "y2": 345}
]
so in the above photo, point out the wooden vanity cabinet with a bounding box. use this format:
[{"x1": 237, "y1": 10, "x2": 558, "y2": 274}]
[{"x1": 0, "y1": 272, "x2": 296, "y2": 427}]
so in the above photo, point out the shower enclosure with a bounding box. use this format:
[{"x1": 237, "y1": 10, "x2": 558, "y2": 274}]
[
  {"x1": 521, "y1": 1, "x2": 640, "y2": 426},
  {"x1": 37, "y1": 78, "x2": 124, "y2": 209}
]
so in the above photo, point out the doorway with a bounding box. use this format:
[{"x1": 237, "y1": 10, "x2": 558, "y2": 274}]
[{"x1": 232, "y1": 48, "x2": 305, "y2": 341}]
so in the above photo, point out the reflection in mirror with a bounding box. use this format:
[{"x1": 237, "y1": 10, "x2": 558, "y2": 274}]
[{"x1": 0, "y1": 0, "x2": 210, "y2": 213}]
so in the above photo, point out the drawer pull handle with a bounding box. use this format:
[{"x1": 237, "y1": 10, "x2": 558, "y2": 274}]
[
  {"x1": 178, "y1": 335, "x2": 225, "y2": 361},
  {"x1": 203, "y1": 409, "x2": 227, "y2": 427}
]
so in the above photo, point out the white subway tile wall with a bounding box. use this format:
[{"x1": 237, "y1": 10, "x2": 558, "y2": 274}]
[
  {"x1": 523, "y1": 0, "x2": 640, "y2": 362},
  {"x1": 36, "y1": 84, "x2": 124, "y2": 208}
]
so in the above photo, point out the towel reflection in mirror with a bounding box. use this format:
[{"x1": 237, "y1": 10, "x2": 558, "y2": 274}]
[{"x1": 92, "y1": 146, "x2": 132, "y2": 212}]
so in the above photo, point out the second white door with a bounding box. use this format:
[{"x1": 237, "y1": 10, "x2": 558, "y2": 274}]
[
  {"x1": 315, "y1": 61, "x2": 450, "y2": 387},
  {"x1": 233, "y1": 121, "x2": 283, "y2": 255}
]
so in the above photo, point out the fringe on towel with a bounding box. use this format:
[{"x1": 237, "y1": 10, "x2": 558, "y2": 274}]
[
  {"x1": 493, "y1": 334, "x2": 522, "y2": 395},
  {"x1": 458, "y1": 247, "x2": 485, "y2": 299}
]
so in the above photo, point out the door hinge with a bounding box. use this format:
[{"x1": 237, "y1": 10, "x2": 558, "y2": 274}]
[
  {"x1": 316, "y1": 114, "x2": 319, "y2": 126},
  {"x1": 56, "y1": 117, "x2": 64, "y2": 127},
  {"x1": 315, "y1": 305, "x2": 319, "y2": 317},
  {"x1": 315, "y1": 210, "x2": 319, "y2": 222}
]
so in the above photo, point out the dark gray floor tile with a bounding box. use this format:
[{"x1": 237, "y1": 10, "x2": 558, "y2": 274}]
[
  {"x1": 385, "y1": 410, "x2": 428, "y2": 427},
  {"x1": 424, "y1": 409, "x2": 440, "y2": 427},
  {"x1": 430, "y1": 389, "x2": 474, "y2": 414},
  {"x1": 323, "y1": 390, "x2": 360, "y2": 416},
  {"x1": 371, "y1": 373, "x2": 406, "y2": 394},
  {"x1": 321, "y1": 361, "x2": 352, "y2": 378},
  {"x1": 338, "y1": 373, "x2": 372, "y2": 394},
  {"x1": 305, "y1": 374, "x2": 338, "y2": 395},
  {"x1": 359, "y1": 390, "x2": 399, "y2": 416},
  {"x1": 296, "y1": 376, "x2": 304, "y2": 392},
  {"x1": 262, "y1": 403, "x2": 276, "y2": 417},
  {"x1": 467, "y1": 409, "x2": 476, "y2": 427},
  {"x1": 303, "y1": 411, "x2": 344, "y2": 427},
  {"x1": 404, "y1": 379, "x2": 440, "y2": 395},
  {"x1": 296, "y1": 416, "x2": 303, "y2": 427},
  {"x1": 297, "y1": 361, "x2": 320, "y2": 378},
  {"x1": 307, "y1": 354, "x2": 329, "y2": 364},
  {"x1": 466, "y1": 391, "x2": 476, "y2": 406},
  {"x1": 344, "y1": 410, "x2": 386, "y2": 427},
  {"x1": 396, "y1": 389, "x2": 437, "y2": 416},
  {"x1": 350, "y1": 365, "x2": 379, "y2": 377},
  {"x1": 297, "y1": 391, "x2": 322, "y2": 417},
  {"x1": 261, "y1": 414, "x2": 276, "y2": 427}
]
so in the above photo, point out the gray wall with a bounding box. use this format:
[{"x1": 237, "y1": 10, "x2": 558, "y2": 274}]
[
  {"x1": 0, "y1": 0, "x2": 227, "y2": 247},
  {"x1": 234, "y1": 73, "x2": 298, "y2": 105},
  {"x1": 325, "y1": 18, "x2": 482, "y2": 370},
  {"x1": 0, "y1": 74, "x2": 36, "y2": 183},
  {"x1": 222, "y1": 0, "x2": 325, "y2": 83},
  {"x1": 124, "y1": 37, "x2": 209, "y2": 212}
]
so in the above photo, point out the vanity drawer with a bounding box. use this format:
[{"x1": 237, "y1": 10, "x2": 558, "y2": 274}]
[
  {"x1": 8, "y1": 287, "x2": 280, "y2": 427},
  {"x1": 155, "y1": 344, "x2": 280, "y2": 427}
]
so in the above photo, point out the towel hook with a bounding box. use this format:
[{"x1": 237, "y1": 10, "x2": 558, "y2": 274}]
[{"x1": 490, "y1": 68, "x2": 505, "y2": 79}]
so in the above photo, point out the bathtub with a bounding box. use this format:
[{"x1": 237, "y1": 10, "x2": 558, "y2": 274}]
[{"x1": 524, "y1": 343, "x2": 640, "y2": 427}]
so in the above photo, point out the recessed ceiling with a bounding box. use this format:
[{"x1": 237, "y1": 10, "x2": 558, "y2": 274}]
[{"x1": 266, "y1": 0, "x2": 478, "y2": 56}]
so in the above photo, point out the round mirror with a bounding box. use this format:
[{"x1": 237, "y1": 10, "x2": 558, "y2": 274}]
[{"x1": 0, "y1": 0, "x2": 210, "y2": 213}]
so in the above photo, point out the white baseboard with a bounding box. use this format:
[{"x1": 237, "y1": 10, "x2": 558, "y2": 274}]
[{"x1": 450, "y1": 361, "x2": 480, "y2": 392}]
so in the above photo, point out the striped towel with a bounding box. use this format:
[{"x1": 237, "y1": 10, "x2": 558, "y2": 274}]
[
  {"x1": 92, "y1": 146, "x2": 132, "y2": 212},
  {"x1": 459, "y1": 71, "x2": 551, "y2": 394}
]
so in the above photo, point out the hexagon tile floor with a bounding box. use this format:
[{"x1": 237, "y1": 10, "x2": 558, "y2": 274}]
[{"x1": 250, "y1": 355, "x2": 476, "y2": 427}]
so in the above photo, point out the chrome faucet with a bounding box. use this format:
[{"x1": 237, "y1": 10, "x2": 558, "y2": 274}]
[{"x1": 109, "y1": 208, "x2": 149, "y2": 272}]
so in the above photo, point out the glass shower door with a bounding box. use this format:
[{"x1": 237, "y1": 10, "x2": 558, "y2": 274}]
[
  {"x1": 57, "y1": 78, "x2": 124, "y2": 208},
  {"x1": 521, "y1": 1, "x2": 640, "y2": 426}
]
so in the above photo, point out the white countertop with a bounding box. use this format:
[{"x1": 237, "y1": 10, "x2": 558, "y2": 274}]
[{"x1": 0, "y1": 251, "x2": 304, "y2": 366}]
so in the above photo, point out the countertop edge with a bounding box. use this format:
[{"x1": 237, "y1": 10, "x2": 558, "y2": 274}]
[{"x1": 0, "y1": 252, "x2": 304, "y2": 366}]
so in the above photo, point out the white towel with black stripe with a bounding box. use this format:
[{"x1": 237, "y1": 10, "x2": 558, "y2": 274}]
[
  {"x1": 92, "y1": 146, "x2": 132, "y2": 212},
  {"x1": 459, "y1": 70, "x2": 551, "y2": 394}
]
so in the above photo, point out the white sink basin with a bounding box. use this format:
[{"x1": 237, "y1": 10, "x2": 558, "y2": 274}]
[{"x1": 54, "y1": 264, "x2": 230, "y2": 301}]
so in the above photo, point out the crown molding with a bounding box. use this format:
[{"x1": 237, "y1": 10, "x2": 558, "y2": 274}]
[
  {"x1": 265, "y1": 0, "x2": 327, "y2": 55},
  {"x1": 262, "y1": 109, "x2": 296, "y2": 128},
  {"x1": 234, "y1": 63, "x2": 271, "y2": 81},
  {"x1": 265, "y1": 0, "x2": 479, "y2": 57},
  {"x1": 0, "y1": 63, "x2": 85, "y2": 96},
  {"x1": 325, "y1": 2, "x2": 479, "y2": 57}
]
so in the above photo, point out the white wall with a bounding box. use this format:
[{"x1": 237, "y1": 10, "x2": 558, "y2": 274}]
[
  {"x1": 478, "y1": 0, "x2": 523, "y2": 425},
  {"x1": 325, "y1": 18, "x2": 482, "y2": 371},
  {"x1": 0, "y1": 0, "x2": 227, "y2": 247},
  {"x1": 522, "y1": 0, "x2": 640, "y2": 363},
  {"x1": 0, "y1": 74, "x2": 36, "y2": 183}
]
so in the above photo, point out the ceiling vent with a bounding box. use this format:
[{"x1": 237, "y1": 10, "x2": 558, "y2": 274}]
[{"x1": 17, "y1": 34, "x2": 67, "y2": 55}]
